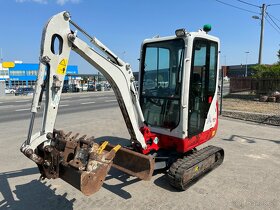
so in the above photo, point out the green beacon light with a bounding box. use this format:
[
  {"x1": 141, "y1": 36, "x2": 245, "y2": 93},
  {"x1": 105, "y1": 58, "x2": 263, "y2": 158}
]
[{"x1": 203, "y1": 24, "x2": 211, "y2": 33}]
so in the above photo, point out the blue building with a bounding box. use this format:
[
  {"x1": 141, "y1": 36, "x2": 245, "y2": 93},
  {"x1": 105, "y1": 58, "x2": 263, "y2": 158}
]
[{"x1": 1, "y1": 62, "x2": 78, "y2": 88}]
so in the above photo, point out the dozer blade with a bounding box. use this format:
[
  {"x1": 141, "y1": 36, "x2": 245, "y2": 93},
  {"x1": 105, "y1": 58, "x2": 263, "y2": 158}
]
[{"x1": 104, "y1": 144, "x2": 155, "y2": 181}]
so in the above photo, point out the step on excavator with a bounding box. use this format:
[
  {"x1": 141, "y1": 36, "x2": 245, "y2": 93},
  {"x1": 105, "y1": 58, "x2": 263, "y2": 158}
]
[{"x1": 20, "y1": 12, "x2": 224, "y2": 196}]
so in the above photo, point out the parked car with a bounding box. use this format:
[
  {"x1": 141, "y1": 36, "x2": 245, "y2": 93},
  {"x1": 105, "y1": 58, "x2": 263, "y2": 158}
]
[
  {"x1": 5, "y1": 87, "x2": 15, "y2": 94},
  {"x1": 96, "y1": 84, "x2": 103, "y2": 91},
  {"x1": 70, "y1": 84, "x2": 80, "y2": 92},
  {"x1": 62, "y1": 85, "x2": 69, "y2": 93},
  {"x1": 62, "y1": 84, "x2": 79, "y2": 93},
  {"x1": 76, "y1": 84, "x2": 89, "y2": 91},
  {"x1": 105, "y1": 83, "x2": 111, "y2": 90},
  {"x1": 15, "y1": 87, "x2": 34, "y2": 96},
  {"x1": 81, "y1": 84, "x2": 88, "y2": 91},
  {"x1": 95, "y1": 83, "x2": 111, "y2": 91},
  {"x1": 87, "y1": 84, "x2": 96, "y2": 91}
]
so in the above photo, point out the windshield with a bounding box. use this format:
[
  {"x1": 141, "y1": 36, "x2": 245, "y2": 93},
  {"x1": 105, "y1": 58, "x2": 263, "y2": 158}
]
[{"x1": 140, "y1": 39, "x2": 185, "y2": 129}]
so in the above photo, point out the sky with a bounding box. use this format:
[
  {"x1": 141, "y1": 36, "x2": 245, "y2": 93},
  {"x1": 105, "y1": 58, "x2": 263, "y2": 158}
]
[{"x1": 0, "y1": 0, "x2": 280, "y2": 74}]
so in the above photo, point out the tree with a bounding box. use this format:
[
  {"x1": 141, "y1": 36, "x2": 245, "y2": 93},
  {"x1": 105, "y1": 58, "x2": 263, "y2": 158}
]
[
  {"x1": 252, "y1": 64, "x2": 280, "y2": 79},
  {"x1": 278, "y1": 49, "x2": 280, "y2": 64}
]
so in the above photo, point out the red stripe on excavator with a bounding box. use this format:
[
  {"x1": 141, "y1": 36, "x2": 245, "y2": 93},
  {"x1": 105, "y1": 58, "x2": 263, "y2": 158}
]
[{"x1": 155, "y1": 101, "x2": 219, "y2": 153}]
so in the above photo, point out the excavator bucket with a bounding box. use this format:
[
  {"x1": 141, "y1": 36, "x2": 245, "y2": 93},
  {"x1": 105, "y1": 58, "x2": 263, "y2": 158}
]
[{"x1": 30, "y1": 130, "x2": 154, "y2": 196}]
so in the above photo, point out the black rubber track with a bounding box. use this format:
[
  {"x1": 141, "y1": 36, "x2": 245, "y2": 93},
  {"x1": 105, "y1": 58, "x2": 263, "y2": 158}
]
[{"x1": 167, "y1": 145, "x2": 224, "y2": 190}]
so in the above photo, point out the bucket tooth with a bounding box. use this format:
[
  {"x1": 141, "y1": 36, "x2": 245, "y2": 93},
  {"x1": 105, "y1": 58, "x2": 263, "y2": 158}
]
[
  {"x1": 70, "y1": 133, "x2": 79, "y2": 141},
  {"x1": 65, "y1": 131, "x2": 72, "y2": 138},
  {"x1": 78, "y1": 135, "x2": 87, "y2": 141}
]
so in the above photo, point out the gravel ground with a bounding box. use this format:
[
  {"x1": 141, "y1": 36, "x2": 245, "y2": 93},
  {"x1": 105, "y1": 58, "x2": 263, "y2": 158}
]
[
  {"x1": 221, "y1": 94, "x2": 280, "y2": 126},
  {"x1": 222, "y1": 98, "x2": 280, "y2": 115}
]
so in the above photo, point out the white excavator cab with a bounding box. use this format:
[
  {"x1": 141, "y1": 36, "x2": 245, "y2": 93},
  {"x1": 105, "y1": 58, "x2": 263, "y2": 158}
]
[{"x1": 139, "y1": 29, "x2": 220, "y2": 153}]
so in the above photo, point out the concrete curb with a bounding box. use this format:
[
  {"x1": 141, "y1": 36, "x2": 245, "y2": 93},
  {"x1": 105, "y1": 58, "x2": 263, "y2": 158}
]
[{"x1": 222, "y1": 110, "x2": 280, "y2": 126}]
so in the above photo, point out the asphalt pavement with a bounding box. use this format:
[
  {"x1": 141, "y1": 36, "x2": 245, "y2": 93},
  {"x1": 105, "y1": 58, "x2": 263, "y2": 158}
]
[{"x1": 0, "y1": 91, "x2": 117, "y2": 122}]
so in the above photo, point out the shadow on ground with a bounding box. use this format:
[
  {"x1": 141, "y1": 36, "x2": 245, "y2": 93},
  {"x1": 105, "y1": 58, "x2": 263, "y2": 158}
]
[
  {"x1": 0, "y1": 167, "x2": 75, "y2": 210},
  {"x1": 153, "y1": 173, "x2": 179, "y2": 192},
  {"x1": 103, "y1": 168, "x2": 141, "y2": 199},
  {"x1": 94, "y1": 136, "x2": 131, "y2": 145},
  {"x1": 95, "y1": 136, "x2": 144, "y2": 199},
  {"x1": 222, "y1": 134, "x2": 280, "y2": 144}
]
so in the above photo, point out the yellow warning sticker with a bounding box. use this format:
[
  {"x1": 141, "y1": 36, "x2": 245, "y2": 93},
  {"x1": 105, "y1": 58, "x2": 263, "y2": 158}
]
[{"x1": 56, "y1": 59, "x2": 68, "y2": 75}]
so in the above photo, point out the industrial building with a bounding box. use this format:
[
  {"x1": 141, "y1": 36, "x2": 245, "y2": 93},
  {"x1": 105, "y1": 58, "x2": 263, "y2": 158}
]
[
  {"x1": 0, "y1": 61, "x2": 78, "y2": 88},
  {"x1": 221, "y1": 64, "x2": 256, "y2": 78}
]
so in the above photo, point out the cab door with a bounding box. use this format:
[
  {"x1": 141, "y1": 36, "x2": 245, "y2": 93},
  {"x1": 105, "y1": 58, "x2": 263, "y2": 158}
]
[{"x1": 188, "y1": 38, "x2": 218, "y2": 137}]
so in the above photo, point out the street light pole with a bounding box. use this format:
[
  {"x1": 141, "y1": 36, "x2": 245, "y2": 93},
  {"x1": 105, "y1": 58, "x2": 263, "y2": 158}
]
[
  {"x1": 258, "y1": 4, "x2": 266, "y2": 64},
  {"x1": 252, "y1": 4, "x2": 266, "y2": 65},
  {"x1": 245, "y1": 51, "x2": 249, "y2": 77}
]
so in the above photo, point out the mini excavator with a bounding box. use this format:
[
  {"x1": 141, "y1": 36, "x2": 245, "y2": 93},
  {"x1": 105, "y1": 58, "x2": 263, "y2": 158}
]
[{"x1": 21, "y1": 12, "x2": 224, "y2": 196}]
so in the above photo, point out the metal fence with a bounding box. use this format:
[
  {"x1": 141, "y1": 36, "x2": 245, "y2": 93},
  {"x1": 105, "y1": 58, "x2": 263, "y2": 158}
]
[{"x1": 230, "y1": 78, "x2": 280, "y2": 94}]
